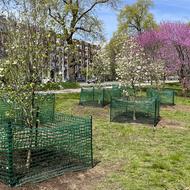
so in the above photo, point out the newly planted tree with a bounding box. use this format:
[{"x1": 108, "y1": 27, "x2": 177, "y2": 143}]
[
  {"x1": 91, "y1": 46, "x2": 111, "y2": 84},
  {"x1": 0, "y1": 1, "x2": 52, "y2": 168},
  {"x1": 116, "y1": 37, "x2": 148, "y2": 120}
]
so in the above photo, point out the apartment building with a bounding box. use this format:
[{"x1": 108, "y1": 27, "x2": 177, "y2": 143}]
[{"x1": 0, "y1": 16, "x2": 98, "y2": 83}]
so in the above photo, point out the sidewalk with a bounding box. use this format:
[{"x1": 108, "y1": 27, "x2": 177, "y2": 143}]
[
  {"x1": 37, "y1": 80, "x2": 179, "y2": 94},
  {"x1": 37, "y1": 88, "x2": 81, "y2": 94}
]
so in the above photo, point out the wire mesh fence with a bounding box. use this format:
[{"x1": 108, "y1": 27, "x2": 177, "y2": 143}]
[
  {"x1": 147, "y1": 88, "x2": 175, "y2": 105},
  {"x1": 0, "y1": 95, "x2": 93, "y2": 187},
  {"x1": 0, "y1": 94, "x2": 55, "y2": 126},
  {"x1": 110, "y1": 97, "x2": 160, "y2": 126},
  {"x1": 35, "y1": 93, "x2": 55, "y2": 124},
  {"x1": 79, "y1": 86, "x2": 123, "y2": 106}
]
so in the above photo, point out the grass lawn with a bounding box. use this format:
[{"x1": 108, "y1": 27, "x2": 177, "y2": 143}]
[
  {"x1": 1, "y1": 92, "x2": 190, "y2": 190},
  {"x1": 55, "y1": 93, "x2": 190, "y2": 190}
]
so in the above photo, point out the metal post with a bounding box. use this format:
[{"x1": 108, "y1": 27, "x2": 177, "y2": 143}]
[
  {"x1": 6, "y1": 122, "x2": 14, "y2": 187},
  {"x1": 90, "y1": 116, "x2": 93, "y2": 168},
  {"x1": 102, "y1": 88, "x2": 105, "y2": 107},
  {"x1": 93, "y1": 87, "x2": 95, "y2": 102},
  {"x1": 86, "y1": 59, "x2": 89, "y2": 82},
  {"x1": 35, "y1": 107, "x2": 39, "y2": 147},
  {"x1": 153, "y1": 99, "x2": 157, "y2": 127},
  {"x1": 172, "y1": 90, "x2": 175, "y2": 105}
]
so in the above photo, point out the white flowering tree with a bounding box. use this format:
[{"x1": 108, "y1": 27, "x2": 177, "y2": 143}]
[
  {"x1": 0, "y1": 1, "x2": 53, "y2": 169},
  {"x1": 146, "y1": 58, "x2": 165, "y2": 86},
  {"x1": 91, "y1": 46, "x2": 111, "y2": 85},
  {"x1": 116, "y1": 36, "x2": 164, "y2": 120},
  {"x1": 116, "y1": 37, "x2": 148, "y2": 93}
]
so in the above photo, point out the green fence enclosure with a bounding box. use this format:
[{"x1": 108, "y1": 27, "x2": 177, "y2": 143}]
[
  {"x1": 147, "y1": 88, "x2": 175, "y2": 105},
  {"x1": 0, "y1": 94, "x2": 93, "y2": 187},
  {"x1": 79, "y1": 86, "x2": 122, "y2": 106},
  {"x1": 110, "y1": 97, "x2": 160, "y2": 126}
]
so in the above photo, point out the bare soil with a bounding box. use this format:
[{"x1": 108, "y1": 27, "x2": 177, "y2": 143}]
[
  {"x1": 162, "y1": 104, "x2": 190, "y2": 112},
  {"x1": 0, "y1": 161, "x2": 126, "y2": 190},
  {"x1": 157, "y1": 118, "x2": 187, "y2": 130}
]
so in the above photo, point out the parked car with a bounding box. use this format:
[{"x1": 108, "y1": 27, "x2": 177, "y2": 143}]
[
  {"x1": 87, "y1": 77, "x2": 98, "y2": 84},
  {"x1": 76, "y1": 77, "x2": 86, "y2": 82}
]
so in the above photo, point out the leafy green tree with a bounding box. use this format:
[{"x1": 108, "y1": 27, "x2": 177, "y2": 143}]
[
  {"x1": 47, "y1": 0, "x2": 119, "y2": 44},
  {"x1": 118, "y1": 0, "x2": 156, "y2": 35}
]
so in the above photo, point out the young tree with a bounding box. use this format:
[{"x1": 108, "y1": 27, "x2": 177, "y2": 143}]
[
  {"x1": 105, "y1": 34, "x2": 128, "y2": 80},
  {"x1": 91, "y1": 45, "x2": 111, "y2": 84},
  {"x1": 116, "y1": 37, "x2": 146, "y2": 120},
  {"x1": 0, "y1": 1, "x2": 52, "y2": 168},
  {"x1": 115, "y1": 36, "x2": 163, "y2": 120},
  {"x1": 118, "y1": 0, "x2": 156, "y2": 35},
  {"x1": 116, "y1": 36, "x2": 148, "y2": 93}
]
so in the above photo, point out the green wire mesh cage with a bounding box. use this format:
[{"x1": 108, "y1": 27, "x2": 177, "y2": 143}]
[
  {"x1": 0, "y1": 93, "x2": 55, "y2": 126},
  {"x1": 79, "y1": 86, "x2": 122, "y2": 107},
  {"x1": 0, "y1": 95, "x2": 93, "y2": 187},
  {"x1": 147, "y1": 88, "x2": 175, "y2": 105},
  {"x1": 35, "y1": 93, "x2": 55, "y2": 123},
  {"x1": 110, "y1": 97, "x2": 160, "y2": 127}
]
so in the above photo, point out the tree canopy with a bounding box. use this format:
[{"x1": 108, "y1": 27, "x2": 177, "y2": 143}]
[
  {"x1": 118, "y1": 0, "x2": 156, "y2": 35},
  {"x1": 138, "y1": 22, "x2": 190, "y2": 93}
]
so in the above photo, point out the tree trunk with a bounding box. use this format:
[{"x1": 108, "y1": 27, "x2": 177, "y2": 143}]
[
  {"x1": 133, "y1": 109, "x2": 136, "y2": 121},
  {"x1": 26, "y1": 90, "x2": 35, "y2": 169}
]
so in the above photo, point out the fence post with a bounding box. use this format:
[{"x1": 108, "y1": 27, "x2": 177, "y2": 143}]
[
  {"x1": 93, "y1": 87, "x2": 95, "y2": 102},
  {"x1": 102, "y1": 88, "x2": 105, "y2": 107},
  {"x1": 52, "y1": 93, "x2": 56, "y2": 122},
  {"x1": 79, "y1": 88, "x2": 82, "y2": 105},
  {"x1": 110, "y1": 98, "x2": 112, "y2": 122},
  {"x1": 153, "y1": 99, "x2": 157, "y2": 127},
  {"x1": 6, "y1": 122, "x2": 15, "y2": 187},
  {"x1": 172, "y1": 90, "x2": 175, "y2": 105},
  {"x1": 90, "y1": 115, "x2": 93, "y2": 167},
  {"x1": 35, "y1": 107, "x2": 39, "y2": 147}
]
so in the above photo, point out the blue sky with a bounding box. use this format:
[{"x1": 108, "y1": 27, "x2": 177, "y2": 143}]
[{"x1": 98, "y1": 0, "x2": 190, "y2": 41}]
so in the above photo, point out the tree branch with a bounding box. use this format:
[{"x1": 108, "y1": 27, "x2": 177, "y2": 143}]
[
  {"x1": 62, "y1": 0, "x2": 68, "y2": 4},
  {"x1": 48, "y1": 7, "x2": 64, "y2": 26},
  {"x1": 74, "y1": 0, "x2": 109, "y2": 26},
  {"x1": 75, "y1": 26, "x2": 93, "y2": 33}
]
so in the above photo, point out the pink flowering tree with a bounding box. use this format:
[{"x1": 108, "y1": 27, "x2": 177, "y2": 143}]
[{"x1": 139, "y1": 22, "x2": 190, "y2": 94}]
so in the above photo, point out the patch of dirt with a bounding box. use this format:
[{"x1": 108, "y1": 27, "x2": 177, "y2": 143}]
[
  {"x1": 162, "y1": 104, "x2": 190, "y2": 112},
  {"x1": 0, "y1": 162, "x2": 125, "y2": 190},
  {"x1": 74, "y1": 105, "x2": 109, "y2": 121},
  {"x1": 157, "y1": 118, "x2": 187, "y2": 130}
]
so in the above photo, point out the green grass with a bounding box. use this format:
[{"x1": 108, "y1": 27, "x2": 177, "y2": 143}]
[
  {"x1": 55, "y1": 93, "x2": 190, "y2": 190},
  {"x1": 37, "y1": 81, "x2": 80, "y2": 91}
]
